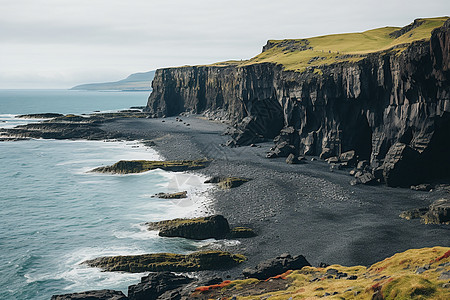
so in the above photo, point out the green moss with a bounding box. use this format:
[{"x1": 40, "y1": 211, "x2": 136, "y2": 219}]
[
  {"x1": 91, "y1": 159, "x2": 210, "y2": 174},
  {"x1": 382, "y1": 276, "x2": 437, "y2": 300},
  {"x1": 154, "y1": 191, "x2": 187, "y2": 199},
  {"x1": 84, "y1": 250, "x2": 246, "y2": 273},
  {"x1": 230, "y1": 227, "x2": 257, "y2": 238}
]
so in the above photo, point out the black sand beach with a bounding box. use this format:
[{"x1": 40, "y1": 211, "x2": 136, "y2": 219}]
[{"x1": 101, "y1": 115, "x2": 450, "y2": 279}]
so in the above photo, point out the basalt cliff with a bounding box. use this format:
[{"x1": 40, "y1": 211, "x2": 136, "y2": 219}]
[{"x1": 146, "y1": 17, "x2": 450, "y2": 187}]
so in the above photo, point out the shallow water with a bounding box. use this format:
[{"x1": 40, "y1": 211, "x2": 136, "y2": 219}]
[{"x1": 0, "y1": 90, "x2": 213, "y2": 299}]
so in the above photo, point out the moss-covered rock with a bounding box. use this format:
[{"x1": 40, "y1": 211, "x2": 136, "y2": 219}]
[
  {"x1": 83, "y1": 251, "x2": 246, "y2": 273},
  {"x1": 146, "y1": 215, "x2": 230, "y2": 240},
  {"x1": 153, "y1": 191, "x2": 187, "y2": 199},
  {"x1": 91, "y1": 159, "x2": 210, "y2": 174},
  {"x1": 16, "y1": 113, "x2": 64, "y2": 119},
  {"x1": 229, "y1": 227, "x2": 257, "y2": 238},
  {"x1": 205, "y1": 176, "x2": 250, "y2": 189}
]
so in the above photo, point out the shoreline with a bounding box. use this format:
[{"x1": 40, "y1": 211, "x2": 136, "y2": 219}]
[{"x1": 100, "y1": 115, "x2": 450, "y2": 279}]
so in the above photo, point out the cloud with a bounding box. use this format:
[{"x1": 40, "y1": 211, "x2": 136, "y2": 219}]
[{"x1": 0, "y1": 0, "x2": 448, "y2": 88}]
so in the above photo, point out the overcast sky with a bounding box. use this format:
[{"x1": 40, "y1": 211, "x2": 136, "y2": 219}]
[{"x1": 0, "y1": 0, "x2": 448, "y2": 89}]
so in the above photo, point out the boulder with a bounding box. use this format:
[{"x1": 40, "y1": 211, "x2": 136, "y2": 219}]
[
  {"x1": 229, "y1": 227, "x2": 257, "y2": 238},
  {"x1": 243, "y1": 253, "x2": 310, "y2": 280},
  {"x1": 339, "y1": 150, "x2": 357, "y2": 165},
  {"x1": 356, "y1": 172, "x2": 377, "y2": 185},
  {"x1": 422, "y1": 199, "x2": 450, "y2": 224},
  {"x1": 285, "y1": 153, "x2": 297, "y2": 164},
  {"x1": 357, "y1": 160, "x2": 369, "y2": 170},
  {"x1": 205, "y1": 176, "x2": 250, "y2": 189},
  {"x1": 153, "y1": 191, "x2": 187, "y2": 199},
  {"x1": 51, "y1": 290, "x2": 127, "y2": 300},
  {"x1": 128, "y1": 272, "x2": 194, "y2": 300},
  {"x1": 84, "y1": 251, "x2": 246, "y2": 273},
  {"x1": 266, "y1": 141, "x2": 296, "y2": 158},
  {"x1": 326, "y1": 156, "x2": 339, "y2": 164},
  {"x1": 383, "y1": 143, "x2": 421, "y2": 187},
  {"x1": 91, "y1": 159, "x2": 210, "y2": 174},
  {"x1": 400, "y1": 198, "x2": 450, "y2": 224},
  {"x1": 410, "y1": 184, "x2": 433, "y2": 192},
  {"x1": 319, "y1": 148, "x2": 334, "y2": 160},
  {"x1": 146, "y1": 215, "x2": 230, "y2": 240}
]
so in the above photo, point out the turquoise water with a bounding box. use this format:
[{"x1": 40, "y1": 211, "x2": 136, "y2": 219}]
[{"x1": 0, "y1": 90, "x2": 213, "y2": 299}]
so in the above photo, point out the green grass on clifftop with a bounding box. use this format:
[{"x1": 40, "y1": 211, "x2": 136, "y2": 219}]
[{"x1": 204, "y1": 17, "x2": 448, "y2": 72}]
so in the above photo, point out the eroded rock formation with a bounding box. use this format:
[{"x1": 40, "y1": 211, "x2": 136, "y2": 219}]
[{"x1": 146, "y1": 20, "x2": 450, "y2": 187}]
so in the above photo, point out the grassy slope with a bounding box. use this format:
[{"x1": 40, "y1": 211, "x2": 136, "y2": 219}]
[
  {"x1": 193, "y1": 247, "x2": 450, "y2": 299},
  {"x1": 205, "y1": 17, "x2": 448, "y2": 72}
]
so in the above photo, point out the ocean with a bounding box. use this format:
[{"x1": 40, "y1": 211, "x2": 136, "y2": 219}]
[{"x1": 0, "y1": 90, "x2": 213, "y2": 299}]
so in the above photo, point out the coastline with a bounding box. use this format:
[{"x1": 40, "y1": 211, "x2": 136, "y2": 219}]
[{"x1": 100, "y1": 115, "x2": 450, "y2": 280}]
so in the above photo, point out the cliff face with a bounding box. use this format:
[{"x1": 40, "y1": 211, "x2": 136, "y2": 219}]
[{"x1": 146, "y1": 19, "x2": 450, "y2": 186}]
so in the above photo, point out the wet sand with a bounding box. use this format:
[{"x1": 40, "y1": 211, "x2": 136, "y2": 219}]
[{"x1": 101, "y1": 115, "x2": 450, "y2": 278}]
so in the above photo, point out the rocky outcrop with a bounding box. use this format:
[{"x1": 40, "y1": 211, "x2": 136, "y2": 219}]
[
  {"x1": 400, "y1": 198, "x2": 450, "y2": 224},
  {"x1": 91, "y1": 159, "x2": 210, "y2": 174},
  {"x1": 153, "y1": 191, "x2": 187, "y2": 199},
  {"x1": 204, "y1": 176, "x2": 250, "y2": 189},
  {"x1": 127, "y1": 272, "x2": 194, "y2": 300},
  {"x1": 242, "y1": 253, "x2": 311, "y2": 280},
  {"x1": 83, "y1": 251, "x2": 246, "y2": 273},
  {"x1": 146, "y1": 215, "x2": 230, "y2": 240},
  {"x1": 51, "y1": 290, "x2": 127, "y2": 300},
  {"x1": 17, "y1": 113, "x2": 64, "y2": 119},
  {"x1": 1, "y1": 112, "x2": 151, "y2": 140},
  {"x1": 146, "y1": 19, "x2": 450, "y2": 187}
]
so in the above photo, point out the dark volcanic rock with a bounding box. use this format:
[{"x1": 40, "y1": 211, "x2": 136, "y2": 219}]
[
  {"x1": 145, "y1": 19, "x2": 450, "y2": 186},
  {"x1": 242, "y1": 253, "x2": 310, "y2": 280},
  {"x1": 17, "y1": 113, "x2": 64, "y2": 119},
  {"x1": 423, "y1": 198, "x2": 450, "y2": 224},
  {"x1": 83, "y1": 251, "x2": 245, "y2": 273},
  {"x1": 51, "y1": 289, "x2": 127, "y2": 300},
  {"x1": 146, "y1": 215, "x2": 230, "y2": 239},
  {"x1": 229, "y1": 227, "x2": 257, "y2": 238},
  {"x1": 204, "y1": 176, "x2": 249, "y2": 189},
  {"x1": 128, "y1": 272, "x2": 194, "y2": 300},
  {"x1": 383, "y1": 143, "x2": 421, "y2": 187},
  {"x1": 339, "y1": 150, "x2": 357, "y2": 166},
  {"x1": 153, "y1": 191, "x2": 187, "y2": 199},
  {"x1": 400, "y1": 198, "x2": 450, "y2": 224},
  {"x1": 91, "y1": 159, "x2": 210, "y2": 174},
  {"x1": 2, "y1": 111, "x2": 152, "y2": 141}
]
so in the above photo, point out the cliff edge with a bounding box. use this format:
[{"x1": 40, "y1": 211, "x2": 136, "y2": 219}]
[{"x1": 146, "y1": 17, "x2": 450, "y2": 187}]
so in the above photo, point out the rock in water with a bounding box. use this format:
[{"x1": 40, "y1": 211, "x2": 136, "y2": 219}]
[
  {"x1": 229, "y1": 227, "x2": 257, "y2": 238},
  {"x1": 153, "y1": 191, "x2": 187, "y2": 199},
  {"x1": 128, "y1": 272, "x2": 194, "y2": 300},
  {"x1": 83, "y1": 251, "x2": 246, "y2": 273},
  {"x1": 91, "y1": 159, "x2": 210, "y2": 174},
  {"x1": 51, "y1": 290, "x2": 127, "y2": 300},
  {"x1": 146, "y1": 215, "x2": 230, "y2": 239},
  {"x1": 243, "y1": 253, "x2": 310, "y2": 280},
  {"x1": 422, "y1": 199, "x2": 450, "y2": 224},
  {"x1": 204, "y1": 176, "x2": 249, "y2": 189}
]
